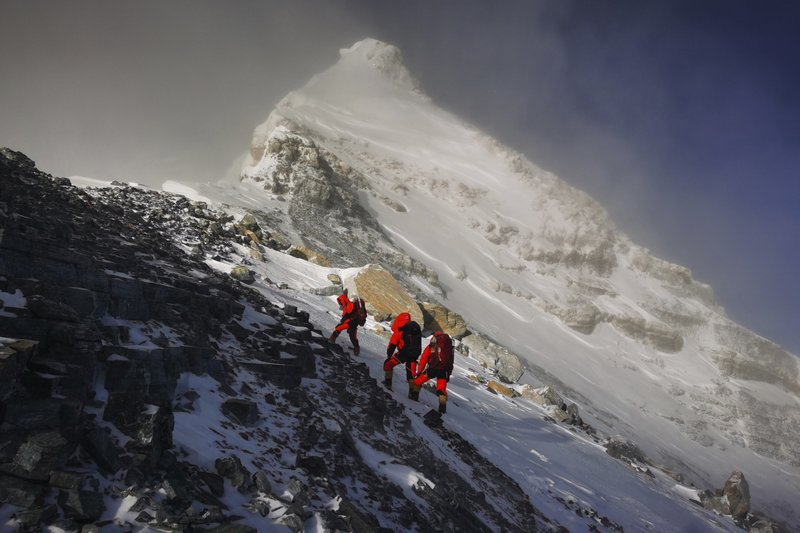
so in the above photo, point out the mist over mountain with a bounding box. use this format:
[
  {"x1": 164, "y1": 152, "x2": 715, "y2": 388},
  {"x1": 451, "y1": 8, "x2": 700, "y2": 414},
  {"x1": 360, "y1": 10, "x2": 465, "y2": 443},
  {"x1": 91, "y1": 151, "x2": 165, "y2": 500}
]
[{"x1": 0, "y1": 38, "x2": 796, "y2": 532}]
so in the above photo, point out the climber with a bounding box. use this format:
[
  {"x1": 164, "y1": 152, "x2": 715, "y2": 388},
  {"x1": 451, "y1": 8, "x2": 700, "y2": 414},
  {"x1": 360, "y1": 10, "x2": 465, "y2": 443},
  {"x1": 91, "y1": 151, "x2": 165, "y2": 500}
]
[
  {"x1": 328, "y1": 292, "x2": 360, "y2": 355},
  {"x1": 383, "y1": 312, "x2": 422, "y2": 392},
  {"x1": 408, "y1": 331, "x2": 454, "y2": 414}
]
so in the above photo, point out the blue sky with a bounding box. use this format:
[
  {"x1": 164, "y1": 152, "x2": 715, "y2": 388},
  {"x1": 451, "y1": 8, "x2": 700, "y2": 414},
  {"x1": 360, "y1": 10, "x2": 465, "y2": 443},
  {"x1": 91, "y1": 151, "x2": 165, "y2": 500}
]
[{"x1": 1, "y1": 0, "x2": 798, "y2": 354}]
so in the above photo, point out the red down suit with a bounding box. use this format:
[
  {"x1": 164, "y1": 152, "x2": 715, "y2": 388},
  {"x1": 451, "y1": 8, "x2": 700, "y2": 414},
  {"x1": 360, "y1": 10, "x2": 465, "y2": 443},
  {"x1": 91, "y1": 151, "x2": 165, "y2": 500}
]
[
  {"x1": 412, "y1": 331, "x2": 454, "y2": 397},
  {"x1": 329, "y1": 293, "x2": 359, "y2": 355},
  {"x1": 383, "y1": 312, "x2": 421, "y2": 381}
]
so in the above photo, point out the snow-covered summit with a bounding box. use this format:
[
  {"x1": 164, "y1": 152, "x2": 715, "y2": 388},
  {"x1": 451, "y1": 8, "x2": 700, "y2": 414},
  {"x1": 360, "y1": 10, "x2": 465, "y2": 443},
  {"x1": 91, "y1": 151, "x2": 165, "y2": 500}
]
[
  {"x1": 336, "y1": 38, "x2": 422, "y2": 92},
  {"x1": 243, "y1": 38, "x2": 615, "y2": 255}
]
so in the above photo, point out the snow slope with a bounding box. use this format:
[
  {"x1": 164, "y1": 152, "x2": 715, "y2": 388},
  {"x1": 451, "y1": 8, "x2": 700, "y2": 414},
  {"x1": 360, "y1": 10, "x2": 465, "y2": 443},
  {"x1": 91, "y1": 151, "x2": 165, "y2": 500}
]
[{"x1": 165, "y1": 235, "x2": 744, "y2": 532}]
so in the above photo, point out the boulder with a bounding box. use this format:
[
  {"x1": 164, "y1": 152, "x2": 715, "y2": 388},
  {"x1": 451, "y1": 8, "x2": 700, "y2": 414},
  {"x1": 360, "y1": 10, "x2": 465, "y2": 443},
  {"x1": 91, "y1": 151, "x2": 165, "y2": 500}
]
[
  {"x1": 49, "y1": 470, "x2": 89, "y2": 490},
  {"x1": 230, "y1": 265, "x2": 256, "y2": 284},
  {"x1": 9, "y1": 430, "x2": 71, "y2": 481},
  {"x1": 0, "y1": 472, "x2": 45, "y2": 507},
  {"x1": 215, "y1": 456, "x2": 253, "y2": 494},
  {"x1": 58, "y1": 489, "x2": 105, "y2": 522},
  {"x1": 135, "y1": 404, "x2": 174, "y2": 468},
  {"x1": 460, "y1": 332, "x2": 524, "y2": 383},
  {"x1": 82, "y1": 426, "x2": 121, "y2": 473},
  {"x1": 723, "y1": 470, "x2": 750, "y2": 519},
  {"x1": 309, "y1": 284, "x2": 342, "y2": 297},
  {"x1": 238, "y1": 213, "x2": 261, "y2": 233},
  {"x1": 15, "y1": 504, "x2": 58, "y2": 529},
  {"x1": 2, "y1": 397, "x2": 64, "y2": 430},
  {"x1": 544, "y1": 300, "x2": 605, "y2": 335},
  {"x1": 420, "y1": 302, "x2": 468, "y2": 338},
  {"x1": 343, "y1": 264, "x2": 423, "y2": 324},
  {"x1": 221, "y1": 399, "x2": 260, "y2": 426},
  {"x1": 537, "y1": 386, "x2": 566, "y2": 409},
  {"x1": 605, "y1": 439, "x2": 647, "y2": 463},
  {"x1": 746, "y1": 519, "x2": 778, "y2": 533},
  {"x1": 549, "y1": 408, "x2": 571, "y2": 424},
  {"x1": 519, "y1": 384, "x2": 547, "y2": 405},
  {"x1": 487, "y1": 381, "x2": 516, "y2": 397},
  {"x1": 288, "y1": 245, "x2": 332, "y2": 267},
  {"x1": 0, "y1": 338, "x2": 37, "y2": 401},
  {"x1": 264, "y1": 228, "x2": 292, "y2": 251},
  {"x1": 566, "y1": 403, "x2": 581, "y2": 425},
  {"x1": 28, "y1": 295, "x2": 79, "y2": 322},
  {"x1": 253, "y1": 470, "x2": 272, "y2": 494}
]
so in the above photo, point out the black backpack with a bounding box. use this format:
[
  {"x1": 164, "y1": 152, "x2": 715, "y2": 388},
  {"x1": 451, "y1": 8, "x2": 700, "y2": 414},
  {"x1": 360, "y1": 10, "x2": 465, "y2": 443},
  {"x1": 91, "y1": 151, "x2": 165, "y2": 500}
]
[
  {"x1": 400, "y1": 321, "x2": 422, "y2": 360},
  {"x1": 353, "y1": 297, "x2": 367, "y2": 326}
]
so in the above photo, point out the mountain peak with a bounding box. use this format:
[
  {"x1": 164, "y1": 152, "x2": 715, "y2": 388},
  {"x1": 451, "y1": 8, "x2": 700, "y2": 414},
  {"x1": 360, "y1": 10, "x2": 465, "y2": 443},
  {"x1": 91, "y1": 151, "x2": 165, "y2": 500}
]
[
  {"x1": 339, "y1": 38, "x2": 403, "y2": 68},
  {"x1": 334, "y1": 38, "x2": 422, "y2": 93}
]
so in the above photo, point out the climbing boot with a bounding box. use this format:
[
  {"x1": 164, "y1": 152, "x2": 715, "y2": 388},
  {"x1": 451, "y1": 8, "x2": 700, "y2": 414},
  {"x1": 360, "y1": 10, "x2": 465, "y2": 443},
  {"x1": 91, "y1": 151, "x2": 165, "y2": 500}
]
[
  {"x1": 328, "y1": 331, "x2": 339, "y2": 343},
  {"x1": 438, "y1": 394, "x2": 447, "y2": 414},
  {"x1": 352, "y1": 342, "x2": 360, "y2": 356},
  {"x1": 408, "y1": 383, "x2": 421, "y2": 401},
  {"x1": 383, "y1": 370, "x2": 393, "y2": 390}
]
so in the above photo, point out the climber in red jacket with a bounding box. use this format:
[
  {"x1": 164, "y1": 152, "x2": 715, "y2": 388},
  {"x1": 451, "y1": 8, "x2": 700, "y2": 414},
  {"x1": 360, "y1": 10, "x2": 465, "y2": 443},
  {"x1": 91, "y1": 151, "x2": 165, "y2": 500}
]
[
  {"x1": 383, "y1": 312, "x2": 422, "y2": 390},
  {"x1": 329, "y1": 293, "x2": 360, "y2": 355},
  {"x1": 408, "y1": 331, "x2": 454, "y2": 414}
]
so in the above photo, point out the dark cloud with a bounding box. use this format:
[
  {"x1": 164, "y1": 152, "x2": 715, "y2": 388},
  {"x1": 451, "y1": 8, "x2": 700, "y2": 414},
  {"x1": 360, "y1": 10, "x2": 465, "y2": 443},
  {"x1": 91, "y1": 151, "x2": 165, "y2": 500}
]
[{"x1": 1, "y1": 0, "x2": 798, "y2": 354}]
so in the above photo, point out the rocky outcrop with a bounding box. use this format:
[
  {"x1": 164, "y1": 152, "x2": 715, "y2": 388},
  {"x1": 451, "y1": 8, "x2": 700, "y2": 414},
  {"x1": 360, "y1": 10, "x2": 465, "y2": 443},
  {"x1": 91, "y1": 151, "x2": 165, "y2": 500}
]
[
  {"x1": 544, "y1": 299, "x2": 606, "y2": 335},
  {"x1": 230, "y1": 265, "x2": 256, "y2": 283},
  {"x1": 714, "y1": 323, "x2": 800, "y2": 395},
  {"x1": 461, "y1": 331, "x2": 525, "y2": 383},
  {"x1": 699, "y1": 471, "x2": 751, "y2": 520},
  {"x1": 605, "y1": 438, "x2": 648, "y2": 464},
  {"x1": 487, "y1": 380, "x2": 516, "y2": 397},
  {"x1": 233, "y1": 211, "x2": 291, "y2": 251},
  {"x1": 519, "y1": 385, "x2": 584, "y2": 426},
  {"x1": 421, "y1": 301, "x2": 469, "y2": 337},
  {"x1": 521, "y1": 385, "x2": 565, "y2": 408},
  {"x1": 343, "y1": 264, "x2": 423, "y2": 324},
  {"x1": 242, "y1": 118, "x2": 447, "y2": 295},
  {"x1": 288, "y1": 244, "x2": 332, "y2": 267},
  {"x1": 630, "y1": 250, "x2": 717, "y2": 307},
  {"x1": 543, "y1": 298, "x2": 686, "y2": 349},
  {"x1": 611, "y1": 315, "x2": 684, "y2": 353},
  {"x1": 518, "y1": 238, "x2": 618, "y2": 277}
]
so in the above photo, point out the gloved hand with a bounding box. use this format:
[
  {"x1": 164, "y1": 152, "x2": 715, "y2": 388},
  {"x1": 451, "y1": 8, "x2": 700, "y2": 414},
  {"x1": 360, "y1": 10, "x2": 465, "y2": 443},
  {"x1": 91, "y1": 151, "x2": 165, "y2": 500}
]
[
  {"x1": 386, "y1": 344, "x2": 396, "y2": 358},
  {"x1": 445, "y1": 371, "x2": 451, "y2": 382}
]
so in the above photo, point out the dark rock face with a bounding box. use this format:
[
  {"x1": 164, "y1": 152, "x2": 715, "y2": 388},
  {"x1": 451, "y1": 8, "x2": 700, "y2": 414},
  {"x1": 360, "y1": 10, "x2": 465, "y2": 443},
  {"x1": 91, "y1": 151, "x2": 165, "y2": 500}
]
[
  {"x1": 699, "y1": 470, "x2": 751, "y2": 520},
  {"x1": 221, "y1": 398, "x2": 260, "y2": 426},
  {"x1": 723, "y1": 470, "x2": 751, "y2": 519},
  {"x1": 215, "y1": 456, "x2": 254, "y2": 494},
  {"x1": 0, "y1": 149, "x2": 297, "y2": 528},
  {"x1": 605, "y1": 439, "x2": 648, "y2": 464}
]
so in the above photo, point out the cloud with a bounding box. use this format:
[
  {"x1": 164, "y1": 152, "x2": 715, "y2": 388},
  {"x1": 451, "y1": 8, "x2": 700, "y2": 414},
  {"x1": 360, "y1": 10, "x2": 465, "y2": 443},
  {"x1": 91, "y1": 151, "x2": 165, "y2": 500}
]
[{"x1": 0, "y1": 0, "x2": 369, "y2": 184}]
